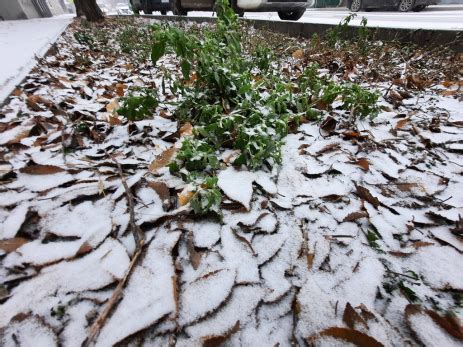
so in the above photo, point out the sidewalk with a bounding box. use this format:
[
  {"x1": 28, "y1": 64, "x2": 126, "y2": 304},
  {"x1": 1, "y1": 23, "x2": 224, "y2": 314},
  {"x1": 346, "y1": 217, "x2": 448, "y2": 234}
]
[{"x1": 0, "y1": 14, "x2": 73, "y2": 104}]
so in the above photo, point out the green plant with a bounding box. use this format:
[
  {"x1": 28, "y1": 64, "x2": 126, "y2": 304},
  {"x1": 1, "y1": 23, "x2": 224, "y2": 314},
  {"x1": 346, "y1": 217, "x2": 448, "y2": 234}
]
[
  {"x1": 326, "y1": 13, "x2": 356, "y2": 48},
  {"x1": 120, "y1": 0, "x2": 380, "y2": 214},
  {"x1": 189, "y1": 176, "x2": 222, "y2": 215},
  {"x1": 74, "y1": 30, "x2": 95, "y2": 49},
  {"x1": 117, "y1": 89, "x2": 158, "y2": 121}
]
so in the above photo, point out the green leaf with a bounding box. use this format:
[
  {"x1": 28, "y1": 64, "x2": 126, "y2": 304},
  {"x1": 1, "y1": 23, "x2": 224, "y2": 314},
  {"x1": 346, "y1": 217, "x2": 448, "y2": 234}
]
[{"x1": 151, "y1": 39, "x2": 166, "y2": 65}]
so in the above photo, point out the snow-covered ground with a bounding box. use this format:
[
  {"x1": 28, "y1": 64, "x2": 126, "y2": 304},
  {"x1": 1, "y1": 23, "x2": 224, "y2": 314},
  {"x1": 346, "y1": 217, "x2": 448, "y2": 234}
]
[
  {"x1": 0, "y1": 15, "x2": 73, "y2": 105},
  {"x1": 166, "y1": 5, "x2": 463, "y2": 30},
  {"x1": 0, "y1": 16, "x2": 462, "y2": 347}
]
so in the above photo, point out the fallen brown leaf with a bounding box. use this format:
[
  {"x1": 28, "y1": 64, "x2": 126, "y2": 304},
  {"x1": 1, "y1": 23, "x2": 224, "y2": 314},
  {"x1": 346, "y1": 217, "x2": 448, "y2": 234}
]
[
  {"x1": 0, "y1": 238, "x2": 29, "y2": 253},
  {"x1": 188, "y1": 232, "x2": 201, "y2": 270},
  {"x1": 343, "y1": 303, "x2": 367, "y2": 329},
  {"x1": 343, "y1": 211, "x2": 369, "y2": 222},
  {"x1": 19, "y1": 164, "x2": 65, "y2": 175},
  {"x1": 306, "y1": 327, "x2": 384, "y2": 347},
  {"x1": 355, "y1": 185, "x2": 380, "y2": 209},
  {"x1": 179, "y1": 122, "x2": 193, "y2": 137},
  {"x1": 147, "y1": 181, "x2": 170, "y2": 203},
  {"x1": 149, "y1": 147, "x2": 176, "y2": 172},
  {"x1": 202, "y1": 321, "x2": 240, "y2": 347},
  {"x1": 354, "y1": 158, "x2": 369, "y2": 171},
  {"x1": 292, "y1": 49, "x2": 305, "y2": 59}
]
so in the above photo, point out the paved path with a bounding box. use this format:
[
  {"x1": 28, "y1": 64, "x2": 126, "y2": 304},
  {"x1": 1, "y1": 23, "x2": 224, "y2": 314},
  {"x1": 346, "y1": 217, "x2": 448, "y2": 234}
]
[
  {"x1": 0, "y1": 15, "x2": 73, "y2": 104},
  {"x1": 167, "y1": 5, "x2": 463, "y2": 31}
]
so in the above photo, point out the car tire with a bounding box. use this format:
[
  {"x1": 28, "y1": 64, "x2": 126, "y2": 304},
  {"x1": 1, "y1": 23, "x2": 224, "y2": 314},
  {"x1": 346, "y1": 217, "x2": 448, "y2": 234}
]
[
  {"x1": 171, "y1": 0, "x2": 187, "y2": 16},
  {"x1": 231, "y1": 0, "x2": 244, "y2": 17},
  {"x1": 277, "y1": 8, "x2": 305, "y2": 21},
  {"x1": 349, "y1": 0, "x2": 362, "y2": 12},
  {"x1": 398, "y1": 0, "x2": 414, "y2": 12},
  {"x1": 160, "y1": 10, "x2": 167, "y2": 15}
]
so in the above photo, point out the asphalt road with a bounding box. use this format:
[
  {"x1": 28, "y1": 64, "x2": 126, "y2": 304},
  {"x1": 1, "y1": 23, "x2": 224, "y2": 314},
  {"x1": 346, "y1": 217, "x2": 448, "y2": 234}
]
[{"x1": 166, "y1": 5, "x2": 463, "y2": 31}]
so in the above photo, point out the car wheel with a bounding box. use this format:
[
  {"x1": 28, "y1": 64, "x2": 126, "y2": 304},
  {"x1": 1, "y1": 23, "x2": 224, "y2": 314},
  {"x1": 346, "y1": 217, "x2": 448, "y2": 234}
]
[
  {"x1": 160, "y1": 10, "x2": 167, "y2": 15},
  {"x1": 277, "y1": 8, "x2": 305, "y2": 21},
  {"x1": 231, "y1": 0, "x2": 244, "y2": 17},
  {"x1": 398, "y1": 0, "x2": 414, "y2": 12},
  {"x1": 412, "y1": 4, "x2": 425, "y2": 11},
  {"x1": 171, "y1": 0, "x2": 187, "y2": 16},
  {"x1": 349, "y1": 0, "x2": 362, "y2": 12}
]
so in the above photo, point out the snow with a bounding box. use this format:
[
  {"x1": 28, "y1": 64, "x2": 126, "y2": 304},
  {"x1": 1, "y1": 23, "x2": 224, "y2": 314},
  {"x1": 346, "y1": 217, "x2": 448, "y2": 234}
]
[
  {"x1": 179, "y1": 268, "x2": 235, "y2": 326},
  {"x1": 0, "y1": 15, "x2": 73, "y2": 104},
  {"x1": 0, "y1": 238, "x2": 129, "y2": 326},
  {"x1": 0, "y1": 15, "x2": 462, "y2": 346},
  {"x1": 95, "y1": 229, "x2": 181, "y2": 346},
  {"x1": 1, "y1": 315, "x2": 58, "y2": 347},
  {"x1": 0, "y1": 201, "x2": 29, "y2": 239},
  {"x1": 218, "y1": 166, "x2": 255, "y2": 210}
]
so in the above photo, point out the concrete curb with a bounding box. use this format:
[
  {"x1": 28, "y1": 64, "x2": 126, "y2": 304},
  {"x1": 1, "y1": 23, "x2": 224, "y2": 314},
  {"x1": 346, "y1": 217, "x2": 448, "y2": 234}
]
[
  {"x1": 0, "y1": 17, "x2": 73, "y2": 107},
  {"x1": 141, "y1": 14, "x2": 463, "y2": 52}
]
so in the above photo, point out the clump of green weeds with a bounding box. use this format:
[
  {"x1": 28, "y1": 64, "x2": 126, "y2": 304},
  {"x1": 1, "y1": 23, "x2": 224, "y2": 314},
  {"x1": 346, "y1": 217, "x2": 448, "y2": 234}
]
[
  {"x1": 117, "y1": 89, "x2": 158, "y2": 121},
  {"x1": 119, "y1": 0, "x2": 380, "y2": 214},
  {"x1": 117, "y1": 25, "x2": 153, "y2": 60}
]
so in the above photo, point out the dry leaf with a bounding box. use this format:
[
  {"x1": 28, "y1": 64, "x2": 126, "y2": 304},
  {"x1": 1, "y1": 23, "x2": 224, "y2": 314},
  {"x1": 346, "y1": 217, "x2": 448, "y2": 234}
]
[
  {"x1": 306, "y1": 327, "x2": 384, "y2": 347},
  {"x1": 202, "y1": 321, "x2": 240, "y2": 347},
  {"x1": 354, "y1": 158, "x2": 369, "y2": 171},
  {"x1": 179, "y1": 122, "x2": 193, "y2": 137},
  {"x1": 292, "y1": 49, "x2": 305, "y2": 59},
  {"x1": 307, "y1": 253, "x2": 314, "y2": 270},
  {"x1": 405, "y1": 304, "x2": 463, "y2": 342},
  {"x1": 147, "y1": 181, "x2": 170, "y2": 202},
  {"x1": 320, "y1": 116, "x2": 337, "y2": 135},
  {"x1": 26, "y1": 95, "x2": 52, "y2": 111},
  {"x1": 149, "y1": 147, "x2": 176, "y2": 172},
  {"x1": 106, "y1": 99, "x2": 120, "y2": 113},
  {"x1": 355, "y1": 185, "x2": 380, "y2": 209},
  {"x1": 441, "y1": 90, "x2": 457, "y2": 97},
  {"x1": 343, "y1": 303, "x2": 367, "y2": 329},
  {"x1": 115, "y1": 83, "x2": 126, "y2": 97},
  {"x1": 178, "y1": 190, "x2": 194, "y2": 206},
  {"x1": 0, "y1": 238, "x2": 29, "y2": 253},
  {"x1": 316, "y1": 143, "x2": 340, "y2": 156},
  {"x1": 411, "y1": 241, "x2": 434, "y2": 249},
  {"x1": 188, "y1": 232, "x2": 202, "y2": 270},
  {"x1": 395, "y1": 118, "x2": 409, "y2": 130},
  {"x1": 19, "y1": 164, "x2": 65, "y2": 175},
  {"x1": 76, "y1": 242, "x2": 93, "y2": 256},
  {"x1": 108, "y1": 115, "x2": 122, "y2": 126},
  {"x1": 343, "y1": 211, "x2": 369, "y2": 222}
]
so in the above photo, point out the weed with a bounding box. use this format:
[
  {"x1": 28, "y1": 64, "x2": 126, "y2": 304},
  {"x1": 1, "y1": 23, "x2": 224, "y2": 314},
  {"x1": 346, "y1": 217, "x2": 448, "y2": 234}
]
[
  {"x1": 117, "y1": 89, "x2": 158, "y2": 121},
  {"x1": 122, "y1": 0, "x2": 380, "y2": 214},
  {"x1": 189, "y1": 176, "x2": 222, "y2": 215}
]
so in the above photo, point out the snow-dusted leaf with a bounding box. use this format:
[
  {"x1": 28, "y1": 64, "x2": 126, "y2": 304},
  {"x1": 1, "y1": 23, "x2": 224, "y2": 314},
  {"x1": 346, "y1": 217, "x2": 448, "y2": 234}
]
[
  {"x1": 306, "y1": 327, "x2": 384, "y2": 347},
  {"x1": 95, "y1": 229, "x2": 181, "y2": 346},
  {"x1": 179, "y1": 269, "x2": 235, "y2": 326},
  {"x1": 0, "y1": 238, "x2": 129, "y2": 326},
  {"x1": 0, "y1": 237, "x2": 29, "y2": 253},
  {"x1": 0, "y1": 202, "x2": 29, "y2": 239},
  {"x1": 1, "y1": 315, "x2": 58, "y2": 346},
  {"x1": 218, "y1": 167, "x2": 254, "y2": 210}
]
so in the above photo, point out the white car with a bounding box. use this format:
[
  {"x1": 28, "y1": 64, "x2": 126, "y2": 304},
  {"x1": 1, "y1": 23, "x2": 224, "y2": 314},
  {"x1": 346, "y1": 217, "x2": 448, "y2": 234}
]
[
  {"x1": 116, "y1": 2, "x2": 133, "y2": 15},
  {"x1": 171, "y1": 0, "x2": 310, "y2": 21}
]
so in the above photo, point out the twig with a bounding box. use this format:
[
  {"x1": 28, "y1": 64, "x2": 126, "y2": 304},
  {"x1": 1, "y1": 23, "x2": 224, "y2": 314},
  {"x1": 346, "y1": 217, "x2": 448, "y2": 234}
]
[
  {"x1": 83, "y1": 246, "x2": 144, "y2": 347},
  {"x1": 83, "y1": 155, "x2": 146, "y2": 346},
  {"x1": 113, "y1": 157, "x2": 144, "y2": 250}
]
